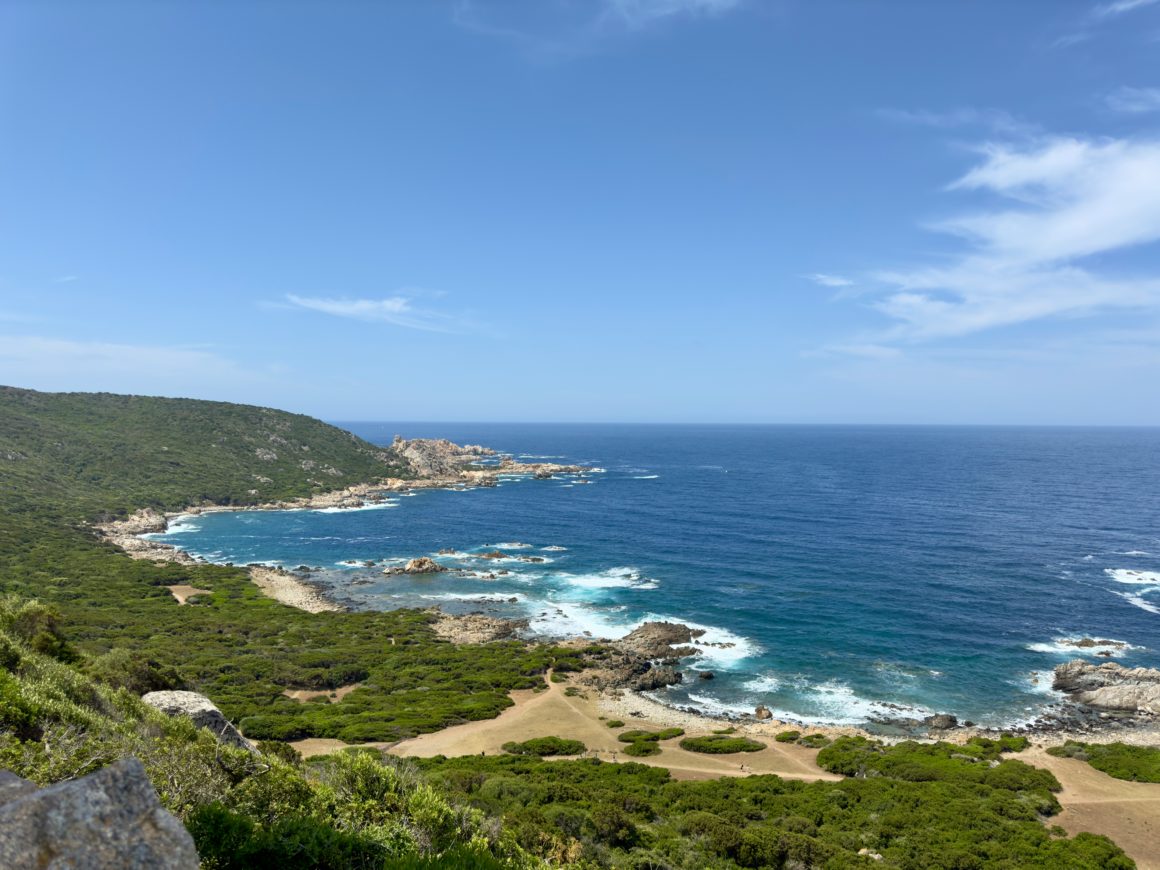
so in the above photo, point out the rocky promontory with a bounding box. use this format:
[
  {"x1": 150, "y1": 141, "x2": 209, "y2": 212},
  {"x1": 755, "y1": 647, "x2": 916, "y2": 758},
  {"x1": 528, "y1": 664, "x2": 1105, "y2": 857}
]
[{"x1": 1053, "y1": 660, "x2": 1160, "y2": 715}]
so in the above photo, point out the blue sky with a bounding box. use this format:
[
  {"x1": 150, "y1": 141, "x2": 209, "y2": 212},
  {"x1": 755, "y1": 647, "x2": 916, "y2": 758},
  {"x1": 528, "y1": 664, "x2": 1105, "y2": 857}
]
[{"x1": 1, "y1": 0, "x2": 1159, "y2": 423}]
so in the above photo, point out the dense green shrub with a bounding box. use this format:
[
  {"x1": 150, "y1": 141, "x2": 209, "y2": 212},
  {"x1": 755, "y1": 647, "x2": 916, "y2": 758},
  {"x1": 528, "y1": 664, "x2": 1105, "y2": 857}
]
[
  {"x1": 796, "y1": 733, "x2": 830, "y2": 749},
  {"x1": 774, "y1": 729, "x2": 800, "y2": 743},
  {"x1": 622, "y1": 741, "x2": 660, "y2": 757},
  {"x1": 501, "y1": 737, "x2": 586, "y2": 757},
  {"x1": 679, "y1": 735, "x2": 766, "y2": 754},
  {"x1": 605, "y1": 719, "x2": 625, "y2": 729}
]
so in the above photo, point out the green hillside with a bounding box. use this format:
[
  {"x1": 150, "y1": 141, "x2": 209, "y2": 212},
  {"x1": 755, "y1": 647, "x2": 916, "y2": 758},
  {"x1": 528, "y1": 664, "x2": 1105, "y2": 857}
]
[{"x1": 0, "y1": 386, "x2": 411, "y2": 517}]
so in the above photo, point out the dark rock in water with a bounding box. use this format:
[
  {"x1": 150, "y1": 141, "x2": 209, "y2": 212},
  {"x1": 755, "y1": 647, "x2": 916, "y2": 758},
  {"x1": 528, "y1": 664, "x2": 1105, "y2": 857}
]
[
  {"x1": 437, "y1": 548, "x2": 458, "y2": 555},
  {"x1": 755, "y1": 705, "x2": 773, "y2": 720},
  {"x1": 699, "y1": 670, "x2": 715, "y2": 680},
  {"x1": 0, "y1": 758, "x2": 199, "y2": 869},
  {"x1": 924, "y1": 713, "x2": 959, "y2": 730},
  {"x1": 534, "y1": 470, "x2": 553, "y2": 479},
  {"x1": 142, "y1": 690, "x2": 258, "y2": 752}
]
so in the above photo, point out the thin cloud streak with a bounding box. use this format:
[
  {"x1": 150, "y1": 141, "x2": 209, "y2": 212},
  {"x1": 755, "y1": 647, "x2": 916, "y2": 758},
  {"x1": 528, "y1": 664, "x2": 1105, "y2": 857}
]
[
  {"x1": 1093, "y1": 0, "x2": 1160, "y2": 18},
  {"x1": 285, "y1": 293, "x2": 466, "y2": 333},
  {"x1": 1107, "y1": 86, "x2": 1160, "y2": 113},
  {"x1": 803, "y1": 273, "x2": 854, "y2": 288}
]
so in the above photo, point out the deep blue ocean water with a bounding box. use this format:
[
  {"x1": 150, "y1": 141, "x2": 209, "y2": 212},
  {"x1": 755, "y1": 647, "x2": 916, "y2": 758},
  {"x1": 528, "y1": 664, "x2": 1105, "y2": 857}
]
[{"x1": 150, "y1": 424, "x2": 1160, "y2": 728}]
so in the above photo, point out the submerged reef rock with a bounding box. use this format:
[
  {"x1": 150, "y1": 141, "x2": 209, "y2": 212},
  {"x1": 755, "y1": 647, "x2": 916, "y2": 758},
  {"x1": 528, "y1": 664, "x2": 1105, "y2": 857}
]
[
  {"x1": 141, "y1": 690, "x2": 258, "y2": 752},
  {"x1": 384, "y1": 557, "x2": 448, "y2": 575},
  {"x1": 1053, "y1": 660, "x2": 1160, "y2": 714},
  {"x1": 0, "y1": 759, "x2": 199, "y2": 869}
]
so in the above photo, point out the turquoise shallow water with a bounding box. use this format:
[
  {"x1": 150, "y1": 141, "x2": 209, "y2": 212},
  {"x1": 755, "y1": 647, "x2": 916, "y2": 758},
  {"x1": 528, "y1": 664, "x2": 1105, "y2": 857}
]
[{"x1": 149, "y1": 424, "x2": 1160, "y2": 728}]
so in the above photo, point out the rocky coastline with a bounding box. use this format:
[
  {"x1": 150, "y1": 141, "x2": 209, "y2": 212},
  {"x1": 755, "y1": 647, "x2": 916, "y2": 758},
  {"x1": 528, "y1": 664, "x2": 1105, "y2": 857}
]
[{"x1": 94, "y1": 437, "x2": 1160, "y2": 748}]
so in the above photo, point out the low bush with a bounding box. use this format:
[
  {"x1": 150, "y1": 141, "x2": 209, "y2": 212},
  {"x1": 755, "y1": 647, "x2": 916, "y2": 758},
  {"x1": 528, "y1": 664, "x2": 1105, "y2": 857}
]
[
  {"x1": 774, "y1": 730, "x2": 800, "y2": 743},
  {"x1": 501, "y1": 737, "x2": 586, "y2": 757},
  {"x1": 679, "y1": 735, "x2": 766, "y2": 754},
  {"x1": 605, "y1": 719, "x2": 625, "y2": 729}
]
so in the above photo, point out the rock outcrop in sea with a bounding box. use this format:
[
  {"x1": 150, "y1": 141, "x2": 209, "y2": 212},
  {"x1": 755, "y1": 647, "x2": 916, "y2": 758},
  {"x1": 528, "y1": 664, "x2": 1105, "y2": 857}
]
[
  {"x1": 0, "y1": 759, "x2": 199, "y2": 869},
  {"x1": 384, "y1": 557, "x2": 447, "y2": 576}
]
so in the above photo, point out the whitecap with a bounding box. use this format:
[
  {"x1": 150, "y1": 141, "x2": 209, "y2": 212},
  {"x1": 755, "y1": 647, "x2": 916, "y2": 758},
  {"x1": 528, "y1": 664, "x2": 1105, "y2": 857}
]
[
  {"x1": 557, "y1": 567, "x2": 648, "y2": 590},
  {"x1": 1026, "y1": 637, "x2": 1142, "y2": 657},
  {"x1": 312, "y1": 501, "x2": 398, "y2": 513},
  {"x1": 742, "y1": 674, "x2": 783, "y2": 693},
  {"x1": 490, "y1": 542, "x2": 532, "y2": 550},
  {"x1": 1105, "y1": 569, "x2": 1160, "y2": 585},
  {"x1": 632, "y1": 474, "x2": 660, "y2": 480},
  {"x1": 1115, "y1": 591, "x2": 1160, "y2": 615},
  {"x1": 1121, "y1": 550, "x2": 1151, "y2": 557},
  {"x1": 541, "y1": 545, "x2": 568, "y2": 552}
]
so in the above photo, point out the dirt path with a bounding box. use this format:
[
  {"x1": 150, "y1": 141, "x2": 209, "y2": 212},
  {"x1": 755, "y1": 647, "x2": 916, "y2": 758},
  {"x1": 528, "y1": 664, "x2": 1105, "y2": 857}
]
[
  {"x1": 389, "y1": 673, "x2": 839, "y2": 782},
  {"x1": 1025, "y1": 746, "x2": 1160, "y2": 870}
]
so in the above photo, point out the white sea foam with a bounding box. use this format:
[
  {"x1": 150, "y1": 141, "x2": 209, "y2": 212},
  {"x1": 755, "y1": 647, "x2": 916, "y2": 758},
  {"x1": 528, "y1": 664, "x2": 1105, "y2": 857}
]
[
  {"x1": 1105, "y1": 569, "x2": 1160, "y2": 585},
  {"x1": 491, "y1": 542, "x2": 532, "y2": 550},
  {"x1": 1026, "y1": 637, "x2": 1142, "y2": 657},
  {"x1": 1017, "y1": 672, "x2": 1062, "y2": 698},
  {"x1": 423, "y1": 592, "x2": 529, "y2": 603},
  {"x1": 162, "y1": 515, "x2": 202, "y2": 535},
  {"x1": 557, "y1": 567, "x2": 651, "y2": 590},
  {"x1": 632, "y1": 474, "x2": 660, "y2": 480},
  {"x1": 682, "y1": 693, "x2": 760, "y2": 717},
  {"x1": 1082, "y1": 554, "x2": 1095, "y2": 561},
  {"x1": 1120, "y1": 550, "x2": 1151, "y2": 557},
  {"x1": 542, "y1": 545, "x2": 568, "y2": 552},
  {"x1": 1115, "y1": 591, "x2": 1160, "y2": 615},
  {"x1": 312, "y1": 501, "x2": 398, "y2": 514},
  {"x1": 742, "y1": 674, "x2": 783, "y2": 693},
  {"x1": 527, "y1": 601, "x2": 635, "y2": 639},
  {"x1": 792, "y1": 682, "x2": 935, "y2": 726}
]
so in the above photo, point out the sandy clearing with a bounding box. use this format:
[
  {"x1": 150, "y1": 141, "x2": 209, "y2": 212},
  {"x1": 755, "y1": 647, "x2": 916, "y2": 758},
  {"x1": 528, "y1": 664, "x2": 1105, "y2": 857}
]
[
  {"x1": 283, "y1": 683, "x2": 364, "y2": 704},
  {"x1": 1025, "y1": 746, "x2": 1160, "y2": 870},
  {"x1": 164, "y1": 584, "x2": 211, "y2": 605},
  {"x1": 389, "y1": 674, "x2": 840, "y2": 783},
  {"x1": 248, "y1": 566, "x2": 341, "y2": 613}
]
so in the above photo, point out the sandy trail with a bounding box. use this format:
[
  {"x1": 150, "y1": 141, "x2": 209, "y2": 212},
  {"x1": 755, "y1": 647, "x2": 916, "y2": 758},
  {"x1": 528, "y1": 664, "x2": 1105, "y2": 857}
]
[
  {"x1": 389, "y1": 673, "x2": 839, "y2": 782},
  {"x1": 1024, "y1": 747, "x2": 1160, "y2": 870}
]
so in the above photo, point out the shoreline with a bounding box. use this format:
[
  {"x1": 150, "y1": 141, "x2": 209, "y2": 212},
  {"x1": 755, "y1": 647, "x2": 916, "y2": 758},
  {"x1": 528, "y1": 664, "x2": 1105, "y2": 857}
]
[{"x1": 94, "y1": 460, "x2": 1160, "y2": 749}]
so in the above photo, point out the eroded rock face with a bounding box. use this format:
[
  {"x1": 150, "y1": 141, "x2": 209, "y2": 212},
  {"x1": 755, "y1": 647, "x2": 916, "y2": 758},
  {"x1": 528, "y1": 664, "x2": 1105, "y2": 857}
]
[
  {"x1": 141, "y1": 690, "x2": 258, "y2": 752},
  {"x1": 755, "y1": 705, "x2": 773, "y2": 720},
  {"x1": 0, "y1": 758, "x2": 199, "y2": 869},
  {"x1": 1053, "y1": 660, "x2": 1160, "y2": 714}
]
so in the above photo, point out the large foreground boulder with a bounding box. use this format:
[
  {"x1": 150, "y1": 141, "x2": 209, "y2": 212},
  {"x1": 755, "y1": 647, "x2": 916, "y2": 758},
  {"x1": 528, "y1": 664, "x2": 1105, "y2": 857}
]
[
  {"x1": 1053, "y1": 660, "x2": 1160, "y2": 714},
  {"x1": 0, "y1": 758, "x2": 199, "y2": 869},
  {"x1": 142, "y1": 690, "x2": 258, "y2": 752}
]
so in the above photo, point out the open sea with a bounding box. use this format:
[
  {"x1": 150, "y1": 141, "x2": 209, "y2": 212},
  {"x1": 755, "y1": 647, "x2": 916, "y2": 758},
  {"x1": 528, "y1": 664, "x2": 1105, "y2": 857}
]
[{"x1": 149, "y1": 424, "x2": 1160, "y2": 729}]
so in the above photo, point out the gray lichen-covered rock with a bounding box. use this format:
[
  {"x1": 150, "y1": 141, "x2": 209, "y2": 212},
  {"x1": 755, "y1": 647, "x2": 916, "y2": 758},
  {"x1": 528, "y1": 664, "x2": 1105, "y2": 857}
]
[
  {"x1": 141, "y1": 689, "x2": 258, "y2": 752},
  {"x1": 0, "y1": 758, "x2": 199, "y2": 869},
  {"x1": 1053, "y1": 660, "x2": 1160, "y2": 714}
]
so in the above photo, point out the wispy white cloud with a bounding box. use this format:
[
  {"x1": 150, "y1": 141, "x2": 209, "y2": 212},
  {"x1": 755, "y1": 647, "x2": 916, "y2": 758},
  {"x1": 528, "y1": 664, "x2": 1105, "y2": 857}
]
[
  {"x1": 452, "y1": 0, "x2": 744, "y2": 58},
  {"x1": 876, "y1": 107, "x2": 1036, "y2": 137},
  {"x1": 803, "y1": 273, "x2": 854, "y2": 288},
  {"x1": 1093, "y1": 0, "x2": 1160, "y2": 18},
  {"x1": 600, "y1": 0, "x2": 742, "y2": 28},
  {"x1": 836, "y1": 136, "x2": 1160, "y2": 346},
  {"x1": 285, "y1": 293, "x2": 467, "y2": 333},
  {"x1": 1107, "y1": 85, "x2": 1160, "y2": 113}
]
